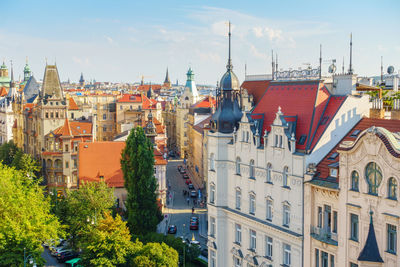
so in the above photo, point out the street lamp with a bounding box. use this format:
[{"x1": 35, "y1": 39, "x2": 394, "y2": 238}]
[
  {"x1": 24, "y1": 248, "x2": 36, "y2": 267},
  {"x1": 182, "y1": 223, "x2": 186, "y2": 267}
]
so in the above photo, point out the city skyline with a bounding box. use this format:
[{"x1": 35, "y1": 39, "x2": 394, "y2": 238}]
[{"x1": 1, "y1": 0, "x2": 399, "y2": 84}]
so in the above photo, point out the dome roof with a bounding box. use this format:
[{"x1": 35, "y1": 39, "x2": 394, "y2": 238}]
[
  {"x1": 0, "y1": 62, "x2": 7, "y2": 70},
  {"x1": 220, "y1": 69, "x2": 239, "y2": 91},
  {"x1": 24, "y1": 63, "x2": 30, "y2": 73}
]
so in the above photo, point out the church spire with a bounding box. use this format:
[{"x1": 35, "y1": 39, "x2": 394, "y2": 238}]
[
  {"x1": 163, "y1": 67, "x2": 171, "y2": 89},
  {"x1": 226, "y1": 21, "x2": 233, "y2": 71}
]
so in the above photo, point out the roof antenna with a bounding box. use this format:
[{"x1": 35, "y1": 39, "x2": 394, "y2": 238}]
[
  {"x1": 271, "y1": 49, "x2": 275, "y2": 80},
  {"x1": 245, "y1": 62, "x2": 247, "y2": 77},
  {"x1": 226, "y1": 21, "x2": 232, "y2": 71},
  {"x1": 342, "y1": 56, "x2": 345, "y2": 74},
  {"x1": 319, "y1": 44, "x2": 322, "y2": 79},
  {"x1": 275, "y1": 53, "x2": 278, "y2": 74},
  {"x1": 348, "y1": 33, "x2": 353, "y2": 74}
]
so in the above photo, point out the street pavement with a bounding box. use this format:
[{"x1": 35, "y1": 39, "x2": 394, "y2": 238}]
[
  {"x1": 42, "y1": 247, "x2": 65, "y2": 267},
  {"x1": 164, "y1": 159, "x2": 208, "y2": 249}
]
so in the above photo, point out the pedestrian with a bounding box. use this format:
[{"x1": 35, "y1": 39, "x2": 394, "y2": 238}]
[
  {"x1": 192, "y1": 207, "x2": 195, "y2": 214},
  {"x1": 187, "y1": 197, "x2": 190, "y2": 205}
]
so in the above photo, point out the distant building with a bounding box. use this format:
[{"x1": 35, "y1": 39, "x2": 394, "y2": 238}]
[
  {"x1": 0, "y1": 61, "x2": 10, "y2": 88},
  {"x1": 79, "y1": 72, "x2": 85, "y2": 88},
  {"x1": 163, "y1": 67, "x2": 171, "y2": 89}
]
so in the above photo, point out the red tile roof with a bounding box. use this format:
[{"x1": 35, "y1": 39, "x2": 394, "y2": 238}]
[
  {"x1": 79, "y1": 141, "x2": 166, "y2": 188},
  {"x1": 193, "y1": 96, "x2": 216, "y2": 108},
  {"x1": 316, "y1": 117, "x2": 400, "y2": 183},
  {"x1": 68, "y1": 97, "x2": 79, "y2": 110},
  {"x1": 0, "y1": 87, "x2": 7, "y2": 97},
  {"x1": 53, "y1": 121, "x2": 92, "y2": 136},
  {"x1": 135, "y1": 84, "x2": 162, "y2": 92},
  {"x1": 117, "y1": 94, "x2": 143, "y2": 103},
  {"x1": 241, "y1": 80, "x2": 271, "y2": 105},
  {"x1": 252, "y1": 80, "x2": 346, "y2": 151}
]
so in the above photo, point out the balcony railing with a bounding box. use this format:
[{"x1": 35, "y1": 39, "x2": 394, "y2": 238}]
[{"x1": 310, "y1": 226, "x2": 338, "y2": 246}]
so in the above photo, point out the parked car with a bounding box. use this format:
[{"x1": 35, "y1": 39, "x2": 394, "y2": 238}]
[
  {"x1": 53, "y1": 248, "x2": 72, "y2": 257},
  {"x1": 168, "y1": 225, "x2": 177, "y2": 234},
  {"x1": 190, "y1": 220, "x2": 199, "y2": 230},
  {"x1": 185, "y1": 179, "x2": 192, "y2": 185},
  {"x1": 188, "y1": 183, "x2": 195, "y2": 190},
  {"x1": 179, "y1": 168, "x2": 186, "y2": 174},
  {"x1": 183, "y1": 173, "x2": 189, "y2": 179},
  {"x1": 177, "y1": 165, "x2": 182, "y2": 171},
  {"x1": 190, "y1": 190, "x2": 197, "y2": 198},
  {"x1": 57, "y1": 251, "x2": 79, "y2": 263}
]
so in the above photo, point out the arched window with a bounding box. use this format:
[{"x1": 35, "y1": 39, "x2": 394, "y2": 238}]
[
  {"x1": 210, "y1": 153, "x2": 215, "y2": 171},
  {"x1": 365, "y1": 162, "x2": 382, "y2": 195},
  {"x1": 236, "y1": 157, "x2": 241, "y2": 175},
  {"x1": 388, "y1": 177, "x2": 397, "y2": 200},
  {"x1": 266, "y1": 163, "x2": 272, "y2": 183},
  {"x1": 249, "y1": 160, "x2": 255, "y2": 178},
  {"x1": 351, "y1": 171, "x2": 359, "y2": 191},
  {"x1": 249, "y1": 192, "x2": 256, "y2": 215},
  {"x1": 283, "y1": 166, "x2": 289, "y2": 187}
]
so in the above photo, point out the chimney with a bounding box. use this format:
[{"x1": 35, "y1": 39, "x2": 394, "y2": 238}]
[
  {"x1": 255, "y1": 128, "x2": 260, "y2": 147},
  {"x1": 369, "y1": 98, "x2": 384, "y2": 119},
  {"x1": 263, "y1": 130, "x2": 268, "y2": 148}
]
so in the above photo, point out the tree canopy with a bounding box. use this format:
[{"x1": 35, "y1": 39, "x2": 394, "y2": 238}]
[
  {"x1": 121, "y1": 127, "x2": 162, "y2": 235},
  {"x1": 57, "y1": 181, "x2": 116, "y2": 248},
  {"x1": 0, "y1": 163, "x2": 62, "y2": 266},
  {"x1": 0, "y1": 141, "x2": 41, "y2": 178},
  {"x1": 129, "y1": 241, "x2": 179, "y2": 267},
  {"x1": 82, "y1": 212, "x2": 136, "y2": 267}
]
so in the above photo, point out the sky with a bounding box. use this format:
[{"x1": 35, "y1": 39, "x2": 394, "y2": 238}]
[{"x1": 1, "y1": 0, "x2": 399, "y2": 85}]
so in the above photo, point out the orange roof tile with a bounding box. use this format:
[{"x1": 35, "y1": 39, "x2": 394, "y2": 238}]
[
  {"x1": 0, "y1": 87, "x2": 7, "y2": 97},
  {"x1": 68, "y1": 97, "x2": 79, "y2": 110},
  {"x1": 193, "y1": 96, "x2": 216, "y2": 108},
  {"x1": 79, "y1": 141, "x2": 166, "y2": 188},
  {"x1": 53, "y1": 121, "x2": 92, "y2": 136},
  {"x1": 60, "y1": 118, "x2": 72, "y2": 136}
]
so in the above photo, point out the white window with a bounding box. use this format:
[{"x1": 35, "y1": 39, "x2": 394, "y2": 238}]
[
  {"x1": 210, "y1": 217, "x2": 215, "y2": 237},
  {"x1": 236, "y1": 157, "x2": 241, "y2": 175},
  {"x1": 279, "y1": 135, "x2": 283, "y2": 148},
  {"x1": 234, "y1": 257, "x2": 241, "y2": 267},
  {"x1": 283, "y1": 203, "x2": 290, "y2": 227},
  {"x1": 210, "y1": 183, "x2": 215, "y2": 204},
  {"x1": 283, "y1": 166, "x2": 289, "y2": 187},
  {"x1": 283, "y1": 243, "x2": 291, "y2": 266},
  {"x1": 210, "y1": 153, "x2": 215, "y2": 171},
  {"x1": 235, "y1": 224, "x2": 242, "y2": 244},
  {"x1": 249, "y1": 194, "x2": 256, "y2": 215},
  {"x1": 250, "y1": 229, "x2": 257, "y2": 250},
  {"x1": 210, "y1": 250, "x2": 216, "y2": 267},
  {"x1": 249, "y1": 160, "x2": 255, "y2": 178},
  {"x1": 265, "y1": 236, "x2": 273, "y2": 258},
  {"x1": 266, "y1": 163, "x2": 272, "y2": 183},
  {"x1": 266, "y1": 198, "x2": 273, "y2": 221},
  {"x1": 236, "y1": 189, "x2": 241, "y2": 210},
  {"x1": 275, "y1": 134, "x2": 278, "y2": 146},
  {"x1": 329, "y1": 168, "x2": 338, "y2": 178}
]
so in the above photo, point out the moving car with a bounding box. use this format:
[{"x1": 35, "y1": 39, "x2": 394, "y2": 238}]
[
  {"x1": 190, "y1": 190, "x2": 197, "y2": 198},
  {"x1": 168, "y1": 225, "x2": 177, "y2": 234},
  {"x1": 188, "y1": 183, "x2": 195, "y2": 190},
  {"x1": 190, "y1": 219, "x2": 199, "y2": 230}
]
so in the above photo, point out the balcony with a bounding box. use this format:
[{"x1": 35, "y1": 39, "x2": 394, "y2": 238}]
[{"x1": 310, "y1": 226, "x2": 338, "y2": 246}]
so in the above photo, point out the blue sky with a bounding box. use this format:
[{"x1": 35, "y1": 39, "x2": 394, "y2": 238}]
[{"x1": 1, "y1": 0, "x2": 399, "y2": 84}]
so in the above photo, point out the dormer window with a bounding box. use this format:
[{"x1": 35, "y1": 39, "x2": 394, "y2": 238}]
[
  {"x1": 329, "y1": 168, "x2": 338, "y2": 178},
  {"x1": 298, "y1": 135, "x2": 307, "y2": 145}
]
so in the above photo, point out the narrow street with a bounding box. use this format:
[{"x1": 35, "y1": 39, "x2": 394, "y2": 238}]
[{"x1": 165, "y1": 159, "x2": 207, "y2": 249}]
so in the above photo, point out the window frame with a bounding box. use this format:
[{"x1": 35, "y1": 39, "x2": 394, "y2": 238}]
[
  {"x1": 249, "y1": 193, "x2": 256, "y2": 215},
  {"x1": 235, "y1": 224, "x2": 242, "y2": 245},
  {"x1": 283, "y1": 243, "x2": 291, "y2": 266},
  {"x1": 235, "y1": 189, "x2": 241, "y2": 210},
  {"x1": 249, "y1": 229, "x2": 257, "y2": 250},
  {"x1": 236, "y1": 157, "x2": 241, "y2": 175},
  {"x1": 210, "y1": 183, "x2": 215, "y2": 204},
  {"x1": 351, "y1": 171, "x2": 359, "y2": 191},
  {"x1": 266, "y1": 163, "x2": 272, "y2": 183},
  {"x1": 387, "y1": 223, "x2": 397, "y2": 254},
  {"x1": 265, "y1": 236, "x2": 273, "y2": 259},
  {"x1": 266, "y1": 197, "x2": 273, "y2": 221},
  {"x1": 249, "y1": 160, "x2": 255, "y2": 179},
  {"x1": 388, "y1": 177, "x2": 397, "y2": 200},
  {"x1": 283, "y1": 203, "x2": 291, "y2": 227},
  {"x1": 350, "y1": 213, "x2": 359, "y2": 242},
  {"x1": 365, "y1": 162, "x2": 382, "y2": 195}
]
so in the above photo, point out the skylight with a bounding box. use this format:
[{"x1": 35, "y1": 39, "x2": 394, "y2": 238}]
[
  {"x1": 298, "y1": 135, "x2": 307, "y2": 145},
  {"x1": 350, "y1": 129, "x2": 361, "y2": 138},
  {"x1": 328, "y1": 152, "x2": 338, "y2": 160}
]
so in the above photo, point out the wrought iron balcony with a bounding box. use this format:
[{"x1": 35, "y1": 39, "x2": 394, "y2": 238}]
[{"x1": 310, "y1": 226, "x2": 338, "y2": 246}]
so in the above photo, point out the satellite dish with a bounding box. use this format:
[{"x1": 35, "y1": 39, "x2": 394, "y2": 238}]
[
  {"x1": 387, "y1": 66, "x2": 395, "y2": 74},
  {"x1": 328, "y1": 64, "x2": 336, "y2": 74}
]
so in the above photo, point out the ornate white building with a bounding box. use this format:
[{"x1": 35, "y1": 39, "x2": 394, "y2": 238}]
[{"x1": 207, "y1": 24, "x2": 371, "y2": 267}]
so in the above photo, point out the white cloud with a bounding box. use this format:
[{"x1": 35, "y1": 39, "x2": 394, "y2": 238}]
[
  {"x1": 105, "y1": 36, "x2": 114, "y2": 44},
  {"x1": 252, "y1": 27, "x2": 264, "y2": 38}
]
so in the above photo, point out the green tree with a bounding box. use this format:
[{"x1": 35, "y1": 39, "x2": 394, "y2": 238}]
[
  {"x1": 61, "y1": 181, "x2": 115, "y2": 248},
  {"x1": 121, "y1": 127, "x2": 162, "y2": 235},
  {"x1": 0, "y1": 163, "x2": 62, "y2": 266},
  {"x1": 0, "y1": 141, "x2": 41, "y2": 178},
  {"x1": 130, "y1": 242, "x2": 179, "y2": 267},
  {"x1": 82, "y1": 212, "x2": 137, "y2": 267}
]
